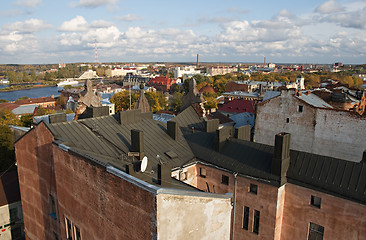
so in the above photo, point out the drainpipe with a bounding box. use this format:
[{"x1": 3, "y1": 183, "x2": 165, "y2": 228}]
[{"x1": 231, "y1": 172, "x2": 238, "y2": 240}]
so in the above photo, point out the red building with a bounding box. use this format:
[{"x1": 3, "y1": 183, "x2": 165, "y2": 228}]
[{"x1": 148, "y1": 76, "x2": 175, "y2": 92}]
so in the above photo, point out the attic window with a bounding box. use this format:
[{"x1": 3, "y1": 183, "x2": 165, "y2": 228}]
[
  {"x1": 249, "y1": 183, "x2": 258, "y2": 194},
  {"x1": 311, "y1": 195, "x2": 321, "y2": 208},
  {"x1": 298, "y1": 105, "x2": 303, "y2": 112}
]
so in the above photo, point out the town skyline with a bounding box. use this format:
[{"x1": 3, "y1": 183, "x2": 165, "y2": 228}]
[{"x1": 1, "y1": 0, "x2": 366, "y2": 64}]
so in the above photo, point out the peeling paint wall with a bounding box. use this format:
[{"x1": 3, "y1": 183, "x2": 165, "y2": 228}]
[
  {"x1": 278, "y1": 183, "x2": 366, "y2": 240},
  {"x1": 255, "y1": 91, "x2": 366, "y2": 162},
  {"x1": 176, "y1": 163, "x2": 278, "y2": 240},
  {"x1": 156, "y1": 193, "x2": 232, "y2": 240}
]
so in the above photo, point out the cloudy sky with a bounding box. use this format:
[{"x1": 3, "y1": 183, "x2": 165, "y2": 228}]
[{"x1": 0, "y1": 0, "x2": 365, "y2": 64}]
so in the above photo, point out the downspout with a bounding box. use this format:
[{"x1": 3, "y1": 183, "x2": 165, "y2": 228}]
[{"x1": 231, "y1": 172, "x2": 238, "y2": 240}]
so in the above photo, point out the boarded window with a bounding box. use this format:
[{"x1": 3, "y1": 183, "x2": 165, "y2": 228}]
[
  {"x1": 243, "y1": 206, "x2": 249, "y2": 230},
  {"x1": 308, "y1": 222, "x2": 324, "y2": 240},
  {"x1": 253, "y1": 210, "x2": 260, "y2": 234}
]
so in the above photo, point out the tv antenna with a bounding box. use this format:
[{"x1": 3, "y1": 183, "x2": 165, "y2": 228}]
[{"x1": 94, "y1": 39, "x2": 99, "y2": 65}]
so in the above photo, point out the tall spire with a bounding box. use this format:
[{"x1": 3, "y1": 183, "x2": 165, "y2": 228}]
[{"x1": 134, "y1": 83, "x2": 151, "y2": 113}]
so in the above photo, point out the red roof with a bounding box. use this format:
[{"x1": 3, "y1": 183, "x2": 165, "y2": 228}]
[
  {"x1": 15, "y1": 97, "x2": 55, "y2": 105},
  {"x1": 0, "y1": 102, "x2": 19, "y2": 112},
  {"x1": 149, "y1": 77, "x2": 175, "y2": 86},
  {"x1": 199, "y1": 85, "x2": 215, "y2": 94},
  {"x1": 218, "y1": 99, "x2": 254, "y2": 114}
]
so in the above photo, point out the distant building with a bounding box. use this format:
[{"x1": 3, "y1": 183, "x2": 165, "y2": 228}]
[
  {"x1": 15, "y1": 96, "x2": 56, "y2": 108},
  {"x1": 172, "y1": 67, "x2": 201, "y2": 78},
  {"x1": 122, "y1": 75, "x2": 150, "y2": 87},
  {"x1": 148, "y1": 76, "x2": 175, "y2": 92},
  {"x1": 105, "y1": 67, "x2": 137, "y2": 77},
  {"x1": 78, "y1": 70, "x2": 99, "y2": 79},
  {"x1": 207, "y1": 66, "x2": 236, "y2": 76}
]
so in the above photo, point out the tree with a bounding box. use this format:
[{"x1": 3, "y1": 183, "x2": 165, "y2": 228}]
[
  {"x1": 0, "y1": 125, "x2": 15, "y2": 172},
  {"x1": 145, "y1": 91, "x2": 168, "y2": 113},
  {"x1": 35, "y1": 107, "x2": 56, "y2": 116},
  {"x1": 170, "y1": 92, "x2": 183, "y2": 112},
  {"x1": 21, "y1": 114, "x2": 33, "y2": 127},
  {"x1": 0, "y1": 110, "x2": 22, "y2": 126},
  {"x1": 110, "y1": 91, "x2": 139, "y2": 112}
]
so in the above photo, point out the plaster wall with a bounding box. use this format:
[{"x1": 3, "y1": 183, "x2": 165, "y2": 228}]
[
  {"x1": 278, "y1": 183, "x2": 366, "y2": 240},
  {"x1": 314, "y1": 109, "x2": 366, "y2": 162},
  {"x1": 52, "y1": 146, "x2": 157, "y2": 240},
  {"x1": 0, "y1": 202, "x2": 23, "y2": 240},
  {"x1": 156, "y1": 193, "x2": 232, "y2": 240},
  {"x1": 255, "y1": 91, "x2": 366, "y2": 162},
  {"x1": 178, "y1": 163, "x2": 278, "y2": 240},
  {"x1": 255, "y1": 91, "x2": 316, "y2": 152}
]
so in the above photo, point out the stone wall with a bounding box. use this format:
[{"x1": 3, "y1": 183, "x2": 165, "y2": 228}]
[{"x1": 255, "y1": 91, "x2": 366, "y2": 162}]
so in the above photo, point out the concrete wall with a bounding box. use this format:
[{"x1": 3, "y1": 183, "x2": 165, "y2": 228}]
[
  {"x1": 0, "y1": 202, "x2": 23, "y2": 240},
  {"x1": 156, "y1": 193, "x2": 232, "y2": 240},
  {"x1": 52, "y1": 146, "x2": 157, "y2": 240},
  {"x1": 277, "y1": 183, "x2": 366, "y2": 240},
  {"x1": 255, "y1": 91, "x2": 366, "y2": 162},
  {"x1": 15, "y1": 123, "x2": 60, "y2": 240},
  {"x1": 176, "y1": 163, "x2": 278, "y2": 240}
]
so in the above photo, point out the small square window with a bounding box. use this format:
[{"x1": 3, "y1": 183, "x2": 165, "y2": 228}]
[
  {"x1": 221, "y1": 175, "x2": 229, "y2": 185},
  {"x1": 299, "y1": 105, "x2": 303, "y2": 112},
  {"x1": 249, "y1": 184, "x2": 258, "y2": 195},
  {"x1": 311, "y1": 195, "x2": 321, "y2": 208},
  {"x1": 286, "y1": 118, "x2": 290, "y2": 123},
  {"x1": 199, "y1": 168, "x2": 206, "y2": 178}
]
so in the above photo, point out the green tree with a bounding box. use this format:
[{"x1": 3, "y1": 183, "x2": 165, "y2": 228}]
[
  {"x1": 145, "y1": 91, "x2": 168, "y2": 113},
  {"x1": 0, "y1": 125, "x2": 15, "y2": 172},
  {"x1": 35, "y1": 107, "x2": 56, "y2": 116},
  {"x1": 110, "y1": 91, "x2": 139, "y2": 112},
  {"x1": 170, "y1": 92, "x2": 183, "y2": 112},
  {"x1": 0, "y1": 110, "x2": 22, "y2": 126},
  {"x1": 20, "y1": 114, "x2": 33, "y2": 127}
]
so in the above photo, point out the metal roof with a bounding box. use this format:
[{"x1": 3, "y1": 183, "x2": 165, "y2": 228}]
[{"x1": 296, "y1": 93, "x2": 333, "y2": 108}]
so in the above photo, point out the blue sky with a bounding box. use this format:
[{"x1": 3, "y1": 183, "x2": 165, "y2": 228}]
[{"x1": 0, "y1": 0, "x2": 365, "y2": 64}]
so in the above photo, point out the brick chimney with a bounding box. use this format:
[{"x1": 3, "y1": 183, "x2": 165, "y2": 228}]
[
  {"x1": 131, "y1": 129, "x2": 144, "y2": 160},
  {"x1": 167, "y1": 121, "x2": 178, "y2": 140},
  {"x1": 272, "y1": 132, "x2": 291, "y2": 185}
]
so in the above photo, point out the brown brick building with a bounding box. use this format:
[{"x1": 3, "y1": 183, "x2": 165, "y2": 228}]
[{"x1": 15, "y1": 102, "x2": 366, "y2": 240}]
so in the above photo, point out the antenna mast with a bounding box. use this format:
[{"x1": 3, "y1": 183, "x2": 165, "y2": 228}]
[{"x1": 94, "y1": 39, "x2": 99, "y2": 65}]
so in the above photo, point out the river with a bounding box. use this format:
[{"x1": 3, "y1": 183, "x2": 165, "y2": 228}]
[{"x1": 0, "y1": 85, "x2": 113, "y2": 101}]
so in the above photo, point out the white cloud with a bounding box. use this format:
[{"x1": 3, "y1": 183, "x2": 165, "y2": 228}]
[
  {"x1": 315, "y1": 0, "x2": 345, "y2": 13},
  {"x1": 90, "y1": 20, "x2": 114, "y2": 28},
  {"x1": 59, "y1": 16, "x2": 88, "y2": 32},
  {"x1": 2, "y1": 19, "x2": 51, "y2": 33},
  {"x1": 78, "y1": 0, "x2": 118, "y2": 8},
  {"x1": 320, "y1": 7, "x2": 366, "y2": 29},
  {"x1": 120, "y1": 14, "x2": 144, "y2": 22},
  {"x1": 16, "y1": 0, "x2": 42, "y2": 8}
]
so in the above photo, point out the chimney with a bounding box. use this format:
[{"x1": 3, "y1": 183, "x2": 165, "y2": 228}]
[
  {"x1": 49, "y1": 113, "x2": 67, "y2": 123},
  {"x1": 272, "y1": 132, "x2": 291, "y2": 185},
  {"x1": 205, "y1": 119, "x2": 219, "y2": 133},
  {"x1": 167, "y1": 121, "x2": 178, "y2": 140},
  {"x1": 214, "y1": 126, "x2": 233, "y2": 151},
  {"x1": 235, "y1": 125, "x2": 251, "y2": 141},
  {"x1": 131, "y1": 129, "x2": 144, "y2": 160},
  {"x1": 119, "y1": 109, "x2": 141, "y2": 125},
  {"x1": 196, "y1": 54, "x2": 199, "y2": 69}
]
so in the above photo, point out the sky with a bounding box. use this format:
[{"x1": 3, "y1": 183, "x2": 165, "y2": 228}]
[{"x1": 0, "y1": 0, "x2": 366, "y2": 64}]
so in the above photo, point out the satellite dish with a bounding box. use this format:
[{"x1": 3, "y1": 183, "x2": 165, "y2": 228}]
[{"x1": 141, "y1": 156, "x2": 148, "y2": 172}]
